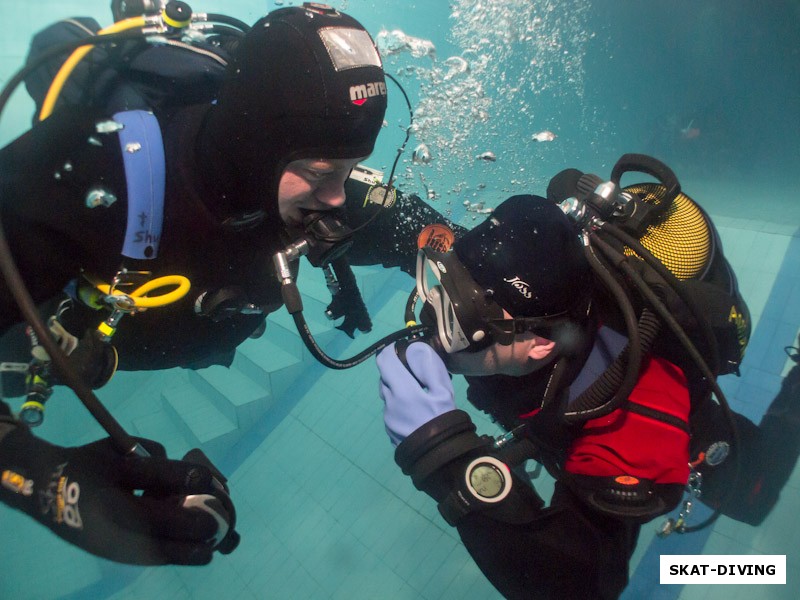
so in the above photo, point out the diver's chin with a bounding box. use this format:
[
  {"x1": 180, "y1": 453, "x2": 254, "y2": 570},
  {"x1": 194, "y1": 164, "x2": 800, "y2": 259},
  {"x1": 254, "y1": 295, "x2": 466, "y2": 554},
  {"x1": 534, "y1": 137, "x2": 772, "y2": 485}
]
[
  {"x1": 442, "y1": 353, "x2": 493, "y2": 377},
  {"x1": 504, "y1": 360, "x2": 544, "y2": 378},
  {"x1": 444, "y1": 353, "x2": 551, "y2": 378},
  {"x1": 281, "y1": 211, "x2": 303, "y2": 229}
]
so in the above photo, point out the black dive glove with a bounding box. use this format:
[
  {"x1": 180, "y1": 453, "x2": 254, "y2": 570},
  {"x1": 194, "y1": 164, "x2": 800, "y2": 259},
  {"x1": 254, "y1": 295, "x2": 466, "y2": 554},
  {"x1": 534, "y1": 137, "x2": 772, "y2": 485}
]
[
  {"x1": 325, "y1": 257, "x2": 372, "y2": 338},
  {"x1": 326, "y1": 288, "x2": 373, "y2": 338},
  {"x1": 0, "y1": 423, "x2": 240, "y2": 565}
]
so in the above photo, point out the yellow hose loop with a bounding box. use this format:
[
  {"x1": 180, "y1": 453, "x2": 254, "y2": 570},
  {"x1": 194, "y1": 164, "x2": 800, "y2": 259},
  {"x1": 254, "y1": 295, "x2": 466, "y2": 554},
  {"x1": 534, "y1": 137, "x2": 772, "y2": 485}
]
[
  {"x1": 96, "y1": 275, "x2": 191, "y2": 309},
  {"x1": 39, "y1": 16, "x2": 147, "y2": 121},
  {"x1": 128, "y1": 275, "x2": 191, "y2": 307}
]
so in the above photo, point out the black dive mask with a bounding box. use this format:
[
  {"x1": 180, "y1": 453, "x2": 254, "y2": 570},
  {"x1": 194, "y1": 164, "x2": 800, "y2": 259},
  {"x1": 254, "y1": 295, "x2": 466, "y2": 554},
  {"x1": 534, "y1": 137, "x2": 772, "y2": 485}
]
[{"x1": 415, "y1": 247, "x2": 572, "y2": 354}]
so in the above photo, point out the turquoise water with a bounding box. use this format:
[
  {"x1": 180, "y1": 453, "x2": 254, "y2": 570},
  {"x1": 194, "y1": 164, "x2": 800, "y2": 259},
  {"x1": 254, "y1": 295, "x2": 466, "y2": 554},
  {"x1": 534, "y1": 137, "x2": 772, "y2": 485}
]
[{"x1": 0, "y1": 1, "x2": 798, "y2": 598}]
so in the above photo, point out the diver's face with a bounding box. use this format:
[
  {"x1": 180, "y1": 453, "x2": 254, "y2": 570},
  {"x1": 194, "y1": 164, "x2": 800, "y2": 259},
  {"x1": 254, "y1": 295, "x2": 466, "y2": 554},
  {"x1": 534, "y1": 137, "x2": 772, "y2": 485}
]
[
  {"x1": 277, "y1": 157, "x2": 366, "y2": 227},
  {"x1": 444, "y1": 310, "x2": 557, "y2": 377}
]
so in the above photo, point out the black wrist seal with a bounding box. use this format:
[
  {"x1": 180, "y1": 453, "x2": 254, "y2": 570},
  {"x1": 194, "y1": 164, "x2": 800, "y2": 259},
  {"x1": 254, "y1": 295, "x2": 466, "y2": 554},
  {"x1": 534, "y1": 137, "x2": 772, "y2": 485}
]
[{"x1": 395, "y1": 410, "x2": 544, "y2": 526}]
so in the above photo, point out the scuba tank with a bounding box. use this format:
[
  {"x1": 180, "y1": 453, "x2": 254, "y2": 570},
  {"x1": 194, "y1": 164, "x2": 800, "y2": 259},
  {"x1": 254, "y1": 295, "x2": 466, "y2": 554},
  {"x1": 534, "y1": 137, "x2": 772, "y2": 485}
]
[
  {"x1": 551, "y1": 154, "x2": 750, "y2": 422},
  {"x1": 547, "y1": 154, "x2": 750, "y2": 529}
]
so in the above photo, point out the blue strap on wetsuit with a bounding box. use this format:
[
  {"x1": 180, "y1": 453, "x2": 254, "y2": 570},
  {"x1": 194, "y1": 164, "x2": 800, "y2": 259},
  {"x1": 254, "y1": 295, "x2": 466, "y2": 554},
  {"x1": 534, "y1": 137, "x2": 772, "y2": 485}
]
[
  {"x1": 114, "y1": 110, "x2": 165, "y2": 260},
  {"x1": 568, "y1": 326, "x2": 628, "y2": 404}
]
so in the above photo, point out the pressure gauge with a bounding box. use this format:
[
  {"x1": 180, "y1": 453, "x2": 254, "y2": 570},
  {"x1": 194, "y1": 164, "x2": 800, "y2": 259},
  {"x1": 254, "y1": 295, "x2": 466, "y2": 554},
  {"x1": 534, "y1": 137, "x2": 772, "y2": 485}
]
[
  {"x1": 366, "y1": 184, "x2": 397, "y2": 208},
  {"x1": 464, "y1": 456, "x2": 512, "y2": 503}
]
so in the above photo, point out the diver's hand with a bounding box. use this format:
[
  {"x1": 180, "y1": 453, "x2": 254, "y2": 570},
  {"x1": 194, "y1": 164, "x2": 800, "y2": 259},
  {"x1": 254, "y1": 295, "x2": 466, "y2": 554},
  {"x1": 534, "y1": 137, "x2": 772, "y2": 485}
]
[
  {"x1": 377, "y1": 342, "x2": 455, "y2": 447},
  {"x1": 325, "y1": 257, "x2": 372, "y2": 338},
  {"x1": 546, "y1": 167, "x2": 605, "y2": 204},
  {"x1": 0, "y1": 425, "x2": 239, "y2": 565},
  {"x1": 326, "y1": 286, "x2": 372, "y2": 338}
]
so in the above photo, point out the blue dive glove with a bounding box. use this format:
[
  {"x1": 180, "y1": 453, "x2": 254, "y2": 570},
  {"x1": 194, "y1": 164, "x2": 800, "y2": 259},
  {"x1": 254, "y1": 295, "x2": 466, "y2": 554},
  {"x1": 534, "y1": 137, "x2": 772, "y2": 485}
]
[{"x1": 377, "y1": 342, "x2": 456, "y2": 447}]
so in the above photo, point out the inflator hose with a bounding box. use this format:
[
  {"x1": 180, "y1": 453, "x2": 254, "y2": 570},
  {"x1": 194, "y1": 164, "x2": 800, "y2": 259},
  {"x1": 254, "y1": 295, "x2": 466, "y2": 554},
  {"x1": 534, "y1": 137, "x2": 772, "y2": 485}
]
[
  {"x1": 593, "y1": 224, "x2": 741, "y2": 533},
  {"x1": 599, "y1": 221, "x2": 722, "y2": 377},
  {"x1": 204, "y1": 13, "x2": 251, "y2": 32},
  {"x1": 203, "y1": 25, "x2": 246, "y2": 39},
  {"x1": 608, "y1": 234, "x2": 742, "y2": 532},
  {"x1": 563, "y1": 238, "x2": 648, "y2": 422},
  {"x1": 0, "y1": 230, "x2": 141, "y2": 454},
  {"x1": 1, "y1": 31, "x2": 148, "y2": 117},
  {"x1": 39, "y1": 16, "x2": 148, "y2": 121}
]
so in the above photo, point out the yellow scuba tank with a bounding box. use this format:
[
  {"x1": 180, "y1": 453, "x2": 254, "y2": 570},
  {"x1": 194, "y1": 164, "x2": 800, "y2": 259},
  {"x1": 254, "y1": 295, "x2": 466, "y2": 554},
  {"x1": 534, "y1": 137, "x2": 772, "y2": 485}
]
[{"x1": 620, "y1": 182, "x2": 751, "y2": 374}]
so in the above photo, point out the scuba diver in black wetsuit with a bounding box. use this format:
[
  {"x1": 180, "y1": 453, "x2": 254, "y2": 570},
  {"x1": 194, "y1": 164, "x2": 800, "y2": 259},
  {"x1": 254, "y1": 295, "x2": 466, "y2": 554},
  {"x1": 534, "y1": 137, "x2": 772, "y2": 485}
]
[
  {"x1": 376, "y1": 159, "x2": 800, "y2": 599},
  {"x1": 0, "y1": 2, "x2": 463, "y2": 567},
  {"x1": 0, "y1": 1, "x2": 462, "y2": 399},
  {"x1": 0, "y1": 4, "x2": 390, "y2": 374}
]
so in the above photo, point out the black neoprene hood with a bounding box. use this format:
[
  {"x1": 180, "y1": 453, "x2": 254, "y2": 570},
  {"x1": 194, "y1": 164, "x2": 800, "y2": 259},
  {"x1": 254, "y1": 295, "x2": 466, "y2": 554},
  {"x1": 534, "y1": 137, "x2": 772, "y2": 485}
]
[{"x1": 197, "y1": 6, "x2": 387, "y2": 225}]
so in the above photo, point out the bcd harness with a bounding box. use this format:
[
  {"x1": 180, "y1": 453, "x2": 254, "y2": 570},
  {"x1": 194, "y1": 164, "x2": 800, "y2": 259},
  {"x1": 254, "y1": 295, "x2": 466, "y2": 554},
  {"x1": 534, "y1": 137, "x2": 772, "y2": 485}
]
[
  {"x1": 8, "y1": 108, "x2": 191, "y2": 425},
  {"x1": 2, "y1": 9, "x2": 244, "y2": 421}
]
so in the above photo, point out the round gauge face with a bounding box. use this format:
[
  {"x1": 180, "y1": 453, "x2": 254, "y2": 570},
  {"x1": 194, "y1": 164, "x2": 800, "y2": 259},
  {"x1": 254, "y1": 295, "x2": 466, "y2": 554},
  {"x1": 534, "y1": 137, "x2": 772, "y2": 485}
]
[
  {"x1": 367, "y1": 185, "x2": 396, "y2": 208},
  {"x1": 469, "y1": 463, "x2": 505, "y2": 499}
]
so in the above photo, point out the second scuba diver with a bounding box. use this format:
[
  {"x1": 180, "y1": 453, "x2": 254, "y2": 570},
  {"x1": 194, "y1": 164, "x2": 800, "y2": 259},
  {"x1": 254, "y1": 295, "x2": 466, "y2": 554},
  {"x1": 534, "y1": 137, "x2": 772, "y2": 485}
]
[
  {"x1": 0, "y1": 5, "x2": 390, "y2": 372},
  {"x1": 377, "y1": 177, "x2": 800, "y2": 599},
  {"x1": 0, "y1": 3, "x2": 458, "y2": 567}
]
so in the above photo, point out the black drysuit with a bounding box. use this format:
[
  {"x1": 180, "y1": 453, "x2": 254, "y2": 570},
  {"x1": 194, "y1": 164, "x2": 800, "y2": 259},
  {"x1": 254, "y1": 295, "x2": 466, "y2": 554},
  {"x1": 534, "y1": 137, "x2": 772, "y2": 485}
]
[{"x1": 0, "y1": 105, "x2": 461, "y2": 372}]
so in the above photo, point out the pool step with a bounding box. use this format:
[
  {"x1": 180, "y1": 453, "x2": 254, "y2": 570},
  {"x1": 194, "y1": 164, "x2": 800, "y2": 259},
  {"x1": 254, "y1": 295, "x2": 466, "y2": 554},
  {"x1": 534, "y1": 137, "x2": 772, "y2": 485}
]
[
  {"x1": 161, "y1": 383, "x2": 240, "y2": 460},
  {"x1": 158, "y1": 263, "x2": 406, "y2": 458},
  {"x1": 234, "y1": 337, "x2": 306, "y2": 398},
  {"x1": 264, "y1": 306, "x2": 339, "y2": 362},
  {"x1": 130, "y1": 407, "x2": 194, "y2": 460},
  {"x1": 187, "y1": 364, "x2": 273, "y2": 427}
]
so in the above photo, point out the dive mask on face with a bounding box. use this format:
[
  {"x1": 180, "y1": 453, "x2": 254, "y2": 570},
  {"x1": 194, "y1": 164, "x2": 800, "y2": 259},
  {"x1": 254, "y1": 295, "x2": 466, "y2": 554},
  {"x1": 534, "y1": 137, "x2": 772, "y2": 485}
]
[
  {"x1": 417, "y1": 247, "x2": 568, "y2": 354},
  {"x1": 416, "y1": 247, "x2": 502, "y2": 353},
  {"x1": 415, "y1": 248, "x2": 572, "y2": 354}
]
